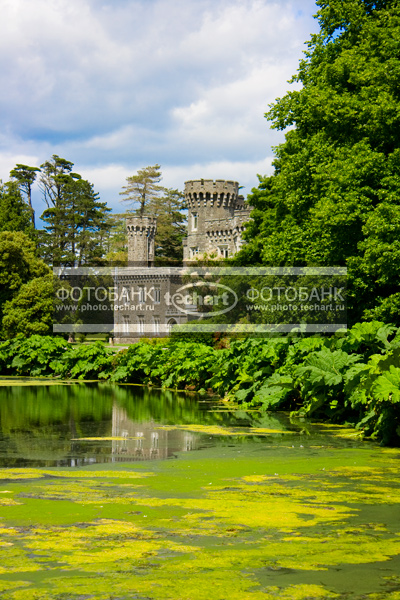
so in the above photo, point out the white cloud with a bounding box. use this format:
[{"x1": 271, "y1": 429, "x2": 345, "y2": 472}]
[
  {"x1": 0, "y1": 0, "x2": 319, "y2": 217},
  {"x1": 163, "y1": 157, "x2": 275, "y2": 194},
  {"x1": 0, "y1": 151, "x2": 41, "y2": 183}
]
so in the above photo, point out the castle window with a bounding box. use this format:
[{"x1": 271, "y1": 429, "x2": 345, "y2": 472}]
[
  {"x1": 153, "y1": 287, "x2": 161, "y2": 303},
  {"x1": 154, "y1": 316, "x2": 160, "y2": 335},
  {"x1": 190, "y1": 247, "x2": 199, "y2": 258},
  {"x1": 219, "y1": 246, "x2": 229, "y2": 258},
  {"x1": 122, "y1": 315, "x2": 130, "y2": 335},
  {"x1": 137, "y1": 286, "x2": 145, "y2": 303},
  {"x1": 138, "y1": 316, "x2": 145, "y2": 335},
  {"x1": 167, "y1": 318, "x2": 178, "y2": 333},
  {"x1": 192, "y1": 212, "x2": 198, "y2": 231}
]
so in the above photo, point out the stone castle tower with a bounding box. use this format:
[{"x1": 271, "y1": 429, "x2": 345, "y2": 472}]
[
  {"x1": 182, "y1": 179, "x2": 251, "y2": 261},
  {"x1": 115, "y1": 179, "x2": 252, "y2": 341},
  {"x1": 127, "y1": 216, "x2": 157, "y2": 266},
  {"x1": 125, "y1": 179, "x2": 251, "y2": 264}
]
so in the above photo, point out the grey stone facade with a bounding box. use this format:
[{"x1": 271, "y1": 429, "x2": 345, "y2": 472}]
[
  {"x1": 183, "y1": 179, "x2": 251, "y2": 261},
  {"x1": 127, "y1": 216, "x2": 157, "y2": 266},
  {"x1": 114, "y1": 179, "x2": 251, "y2": 342},
  {"x1": 113, "y1": 268, "x2": 185, "y2": 342}
]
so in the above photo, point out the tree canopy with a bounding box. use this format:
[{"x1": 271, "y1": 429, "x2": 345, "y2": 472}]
[
  {"x1": 237, "y1": 0, "x2": 400, "y2": 325},
  {"x1": 119, "y1": 165, "x2": 187, "y2": 263},
  {"x1": 0, "y1": 231, "x2": 52, "y2": 337},
  {"x1": 38, "y1": 155, "x2": 112, "y2": 266},
  {"x1": 0, "y1": 181, "x2": 33, "y2": 235},
  {"x1": 9, "y1": 164, "x2": 40, "y2": 227},
  {"x1": 119, "y1": 164, "x2": 164, "y2": 216}
]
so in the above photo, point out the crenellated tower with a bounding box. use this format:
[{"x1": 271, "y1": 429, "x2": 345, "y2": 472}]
[
  {"x1": 127, "y1": 216, "x2": 157, "y2": 266},
  {"x1": 183, "y1": 179, "x2": 251, "y2": 261}
]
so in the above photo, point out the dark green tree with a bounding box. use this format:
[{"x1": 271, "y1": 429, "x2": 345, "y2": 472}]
[
  {"x1": 0, "y1": 231, "x2": 51, "y2": 336},
  {"x1": 0, "y1": 181, "x2": 33, "y2": 234},
  {"x1": 9, "y1": 164, "x2": 40, "y2": 227},
  {"x1": 39, "y1": 155, "x2": 81, "y2": 265},
  {"x1": 39, "y1": 155, "x2": 111, "y2": 266},
  {"x1": 236, "y1": 0, "x2": 400, "y2": 324},
  {"x1": 2, "y1": 274, "x2": 54, "y2": 337}
]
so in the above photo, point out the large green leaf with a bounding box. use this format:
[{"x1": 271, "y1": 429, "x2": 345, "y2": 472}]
[
  {"x1": 253, "y1": 373, "x2": 294, "y2": 409},
  {"x1": 296, "y1": 348, "x2": 361, "y2": 389},
  {"x1": 371, "y1": 366, "x2": 400, "y2": 404}
]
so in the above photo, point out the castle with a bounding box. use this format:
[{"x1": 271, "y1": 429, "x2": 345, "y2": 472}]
[
  {"x1": 183, "y1": 179, "x2": 251, "y2": 261},
  {"x1": 113, "y1": 179, "x2": 251, "y2": 341},
  {"x1": 124, "y1": 179, "x2": 251, "y2": 265}
]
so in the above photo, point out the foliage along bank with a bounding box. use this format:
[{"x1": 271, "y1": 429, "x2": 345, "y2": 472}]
[{"x1": 1, "y1": 321, "x2": 400, "y2": 446}]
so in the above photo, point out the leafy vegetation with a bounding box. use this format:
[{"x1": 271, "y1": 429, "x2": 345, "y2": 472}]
[
  {"x1": 236, "y1": 0, "x2": 400, "y2": 326},
  {"x1": 1, "y1": 321, "x2": 400, "y2": 445},
  {"x1": 0, "y1": 232, "x2": 53, "y2": 337}
]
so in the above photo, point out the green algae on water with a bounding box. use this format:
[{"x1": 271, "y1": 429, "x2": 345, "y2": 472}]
[{"x1": 0, "y1": 444, "x2": 400, "y2": 599}]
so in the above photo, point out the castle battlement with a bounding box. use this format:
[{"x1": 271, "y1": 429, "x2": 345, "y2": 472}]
[
  {"x1": 126, "y1": 216, "x2": 157, "y2": 265},
  {"x1": 184, "y1": 179, "x2": 240, "y2": 209},
  {"x1": 126, "y1": 216, "x2": 157, "y2": 233},
  {"x1": 183, "y1": 178, "x2": 252, "y2": 261},
  {"x1": 124, "y1": 179, "x2": 252, "y2": 263}
]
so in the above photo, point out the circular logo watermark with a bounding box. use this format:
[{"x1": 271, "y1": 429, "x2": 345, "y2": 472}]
[{"x1": 170, "y1": 281, "x2": 238, "y2": 317}]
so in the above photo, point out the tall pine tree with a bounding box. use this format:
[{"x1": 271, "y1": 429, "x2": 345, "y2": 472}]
[{"x1": 39, "y1": 155, "x2": 111, "y2": 266}]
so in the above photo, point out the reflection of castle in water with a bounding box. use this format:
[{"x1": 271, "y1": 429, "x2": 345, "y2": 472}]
[{"x1": 111, "y1": 405, "x2": 196, "y2": 461}]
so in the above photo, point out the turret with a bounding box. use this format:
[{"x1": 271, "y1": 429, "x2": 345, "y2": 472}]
[
  {"x1": 126, "y1": 216, "x2": 157, "y2": 266},
  {"x1": 184, "y1": 179, "x2": 239, "y2": 224},
  {"x1": 183, "y1": 179, "x2": 246, "y2": 261}
]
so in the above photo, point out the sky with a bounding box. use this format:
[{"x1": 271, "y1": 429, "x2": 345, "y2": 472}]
[{"x1": 0, "y1": 0, "x2": 319, "y2": 219}]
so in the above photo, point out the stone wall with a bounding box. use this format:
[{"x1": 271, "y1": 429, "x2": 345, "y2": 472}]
[
  {"x1": 183, "y1": 179, "x2": 251, "y2": 260},
  {"x1": 127, "y1": 216, "x2": 157, "y2": 266}
]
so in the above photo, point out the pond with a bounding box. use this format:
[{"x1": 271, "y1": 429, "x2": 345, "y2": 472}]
[{"x1": 0, "y1": 381, "x2": 399, "y2": 600}]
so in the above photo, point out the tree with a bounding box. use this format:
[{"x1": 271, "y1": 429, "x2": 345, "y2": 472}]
[
  {"x1": 39, "y1": 155, "x2": 77, "y2": 208},
  {"x1": 0, "y1": 181, "x2": 33, "y2": 234},
  {"x1": 149, "y1": 188, "x2": 186, "y2": 263},
  {"x1": 0, "y1": 231, "x2": 51, "y2": 336},
  {"x1": 39, "y1": 155, "x2": 80, "y2": 265},
  {"x1": 9, "y1": 164, "x2": 40, "y2": 227},
  {"x1": 104, "y1": 214, "x2": 129, "y2": 264},
  {"x1": 2, "y1": 275, "x2": 54, "y2": 337},
  {"x1": 39, "y1": 155, "x2": 111, "y2": 266},
  {"x1": 236, "y1": 0, "x2": 400, "y2": 324},
  {"x1": 119, "y1": 164, "x2": 164, "y2": 216},
  {"x1": 119, "y1": 166, "x2": 187, "y2": 263}
]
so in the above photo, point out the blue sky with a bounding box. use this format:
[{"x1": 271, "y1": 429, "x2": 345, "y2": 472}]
[{"x1": 0, "y1": 0, "x2": 318, "y2": 218}]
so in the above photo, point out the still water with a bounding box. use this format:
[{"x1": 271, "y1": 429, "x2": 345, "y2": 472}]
[
  {"x1": 0, "y1": 380, "x2": 297, "y2": 467},
  {"x1": 0, "y1": 381, "x2": 399, "y2": 600}
]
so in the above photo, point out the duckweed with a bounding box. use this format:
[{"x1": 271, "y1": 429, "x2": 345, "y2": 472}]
[{"x1": 0, "y1": 442, "x2": 399, "y2": 599}]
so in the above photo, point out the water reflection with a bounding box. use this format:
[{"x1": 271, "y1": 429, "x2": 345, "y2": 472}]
[
  {"x1": 0, "y1": 382, "x2": 248, "y2": 467},
  {"x1": 111, "y1": 405, "x2": 197, "y2": 461}
]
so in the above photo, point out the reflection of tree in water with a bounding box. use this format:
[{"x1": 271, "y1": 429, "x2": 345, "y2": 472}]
[
  {"x1": 0, "y1": 384, "x2": 114, "y2": 466},
  {"x1": 114, "y1": 386, "x2": 239, "y2": 427},
  {"x1": 0, "y1": 383, "x2": 277, "y2": 467}
]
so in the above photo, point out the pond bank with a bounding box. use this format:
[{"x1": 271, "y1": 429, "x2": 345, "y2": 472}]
[{"x1": 1, "y1": 321, "x2": 400, "y2": 445}]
